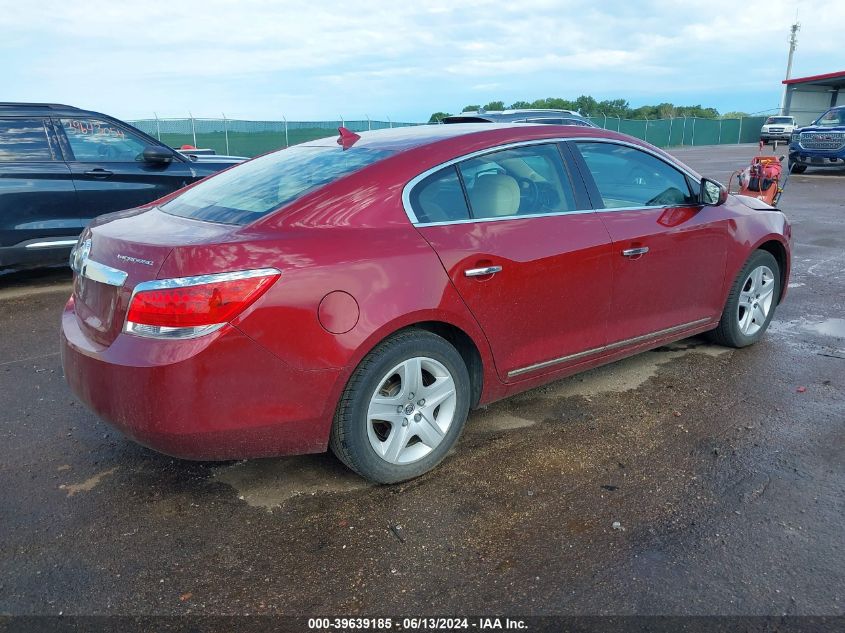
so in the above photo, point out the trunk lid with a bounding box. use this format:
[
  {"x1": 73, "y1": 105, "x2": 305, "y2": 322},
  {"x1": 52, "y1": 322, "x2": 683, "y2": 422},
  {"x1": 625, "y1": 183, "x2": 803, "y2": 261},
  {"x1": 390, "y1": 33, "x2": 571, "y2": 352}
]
[{"x1": 73, "y1": 207, "x2": 236, "y2": 346}]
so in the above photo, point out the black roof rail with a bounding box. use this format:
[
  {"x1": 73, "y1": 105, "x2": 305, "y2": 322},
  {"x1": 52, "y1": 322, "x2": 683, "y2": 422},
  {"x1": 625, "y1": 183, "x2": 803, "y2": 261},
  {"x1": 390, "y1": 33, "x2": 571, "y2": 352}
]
[{"x1": 0, "y1": 102, "x2": 81, "y2": 111}]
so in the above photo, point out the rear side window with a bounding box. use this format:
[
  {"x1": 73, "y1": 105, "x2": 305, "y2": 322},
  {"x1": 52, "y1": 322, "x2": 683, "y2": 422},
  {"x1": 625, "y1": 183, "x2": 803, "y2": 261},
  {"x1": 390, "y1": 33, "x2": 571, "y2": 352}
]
[
  {"x1": 0, "y1": 118, "x2": 54, "y2": 161},
  {"x1": 410, "y1": 167, "x2": 470, "y2": 223},
  {"x1": 60, "y1": 118, "x2": 149, "y2": 162},
  {"x1": 161, "y1": 145, "x2": 392, "y2": 225},
  {"x1": 574, "y1": 142, "x2": 695, "y2": 208}
]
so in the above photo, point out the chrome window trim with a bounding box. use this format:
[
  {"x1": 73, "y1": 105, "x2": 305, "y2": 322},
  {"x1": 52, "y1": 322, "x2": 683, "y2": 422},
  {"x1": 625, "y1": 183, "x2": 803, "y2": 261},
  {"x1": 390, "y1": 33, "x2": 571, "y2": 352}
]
[
  {"x1": 401, "y1": 136, "x2": 703, "y2": 227},
  {"x1": 508, "y1": 317, "x2": 712, "y2": 379},
  {"x1": 413, "y1": 208, "x2": 598, "y2": 228},
  {"x1": 123, "y1": 268, "x2": 281, "y2": 338}
]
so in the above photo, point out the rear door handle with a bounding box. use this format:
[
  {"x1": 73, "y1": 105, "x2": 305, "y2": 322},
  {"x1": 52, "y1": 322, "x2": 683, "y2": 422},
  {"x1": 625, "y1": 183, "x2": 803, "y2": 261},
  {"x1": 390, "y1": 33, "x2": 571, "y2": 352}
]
[
  {"x1": 84, "y1": 169, "x2": 113, "y2": 178},
  {"x1": 464, "y1": 265, "x2": 502, "y2": 277},
  {"x1": 622, "y1": 247, "x2": 649, "y2": 257}
]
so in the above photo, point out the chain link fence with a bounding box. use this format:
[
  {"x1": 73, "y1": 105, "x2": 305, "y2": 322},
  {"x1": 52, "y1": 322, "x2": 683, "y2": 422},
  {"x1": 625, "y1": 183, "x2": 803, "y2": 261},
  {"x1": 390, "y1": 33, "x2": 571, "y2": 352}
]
[
  {"x1": 586, "y1": 115, "x2": 769, "y2": 148},
  {"x1": 128, "y1": 115, "x2": 771, "y2": 157},
  {"x1": 128, "y1": 117, "x2": 421, "y2": 157}
]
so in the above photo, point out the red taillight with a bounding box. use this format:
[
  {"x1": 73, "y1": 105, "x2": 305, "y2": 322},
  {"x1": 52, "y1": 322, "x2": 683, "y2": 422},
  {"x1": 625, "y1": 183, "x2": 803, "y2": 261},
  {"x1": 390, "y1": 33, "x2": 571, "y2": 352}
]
[{"x1": 125, "y1": 269, "x2": 279, "y2": 338}]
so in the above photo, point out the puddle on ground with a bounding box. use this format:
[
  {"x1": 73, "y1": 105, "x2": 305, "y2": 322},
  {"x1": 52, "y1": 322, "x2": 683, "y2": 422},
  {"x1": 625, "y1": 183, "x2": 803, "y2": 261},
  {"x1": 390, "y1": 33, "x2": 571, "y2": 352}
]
[
  {"x1": 213, "y1": 454, "x2": 370, "y2": 510},
  {"x1": 769, "y1": 316, "x2": 845, "y2": 341},
  {"x1": 515, "y1": 340, "x2": 730, "y2": 401},
  {"x1": 468, "y1": 339, "x2": 730, "y2": 434},
  {"x1": 805, "y1": 318, "x2": 845, "y2": 338}
]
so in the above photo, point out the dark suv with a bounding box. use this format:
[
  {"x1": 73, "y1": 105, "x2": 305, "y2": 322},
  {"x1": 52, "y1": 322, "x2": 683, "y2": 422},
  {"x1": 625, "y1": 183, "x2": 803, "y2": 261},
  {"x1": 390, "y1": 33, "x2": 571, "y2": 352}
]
[
  {"x1": 0, "y1": 103, "x2": 244, "y2": 270},
  {"x1": 442, "y1": 108, "x2": 597, "y2": 127}
]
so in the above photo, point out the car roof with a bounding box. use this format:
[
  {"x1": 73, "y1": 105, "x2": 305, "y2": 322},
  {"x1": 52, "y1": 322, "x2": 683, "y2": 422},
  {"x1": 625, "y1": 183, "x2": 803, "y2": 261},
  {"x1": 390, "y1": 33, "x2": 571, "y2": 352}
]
[
  {"x1": 298, "y1": 121, "x2": 677, "y2": 159},
  {"x1": 443, "y1": 109, "x2": 585, "y2": 123},
  {"x1": 302, "y1": 122, "x2": 606, "y2": 151},
  {"x1": 300, "y1": 123, "x2": 527, "y2": 151},
  {"x1": 0, "y1": 102, "x2": 98, "y2": 117},
  {"x1": 459, "y1": 109, "x2": 580, "y2": 117}
]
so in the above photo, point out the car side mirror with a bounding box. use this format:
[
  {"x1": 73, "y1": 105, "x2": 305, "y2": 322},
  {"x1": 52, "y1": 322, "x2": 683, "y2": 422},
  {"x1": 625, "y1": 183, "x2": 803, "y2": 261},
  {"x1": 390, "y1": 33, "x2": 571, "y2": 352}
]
[
  {"x1": 701, "y1": 178, "x2": 728, "y2": 206},
  {"x1": 142, "y1": 146, "x2": 173, "y2": 165}
]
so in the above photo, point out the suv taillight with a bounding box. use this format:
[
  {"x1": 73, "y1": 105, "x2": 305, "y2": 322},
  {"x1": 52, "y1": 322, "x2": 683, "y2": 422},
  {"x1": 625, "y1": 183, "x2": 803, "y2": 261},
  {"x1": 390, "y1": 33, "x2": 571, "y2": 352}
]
[{"x1": 125, "y1": 268, "x2": 280, "y2": 339}]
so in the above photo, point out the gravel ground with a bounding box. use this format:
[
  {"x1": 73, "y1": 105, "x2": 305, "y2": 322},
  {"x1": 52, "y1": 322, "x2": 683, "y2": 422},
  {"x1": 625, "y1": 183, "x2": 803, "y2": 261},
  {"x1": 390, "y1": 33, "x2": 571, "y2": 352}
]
[{"x1": 0, "y1": 144, "x2": 843, "y2": 619}]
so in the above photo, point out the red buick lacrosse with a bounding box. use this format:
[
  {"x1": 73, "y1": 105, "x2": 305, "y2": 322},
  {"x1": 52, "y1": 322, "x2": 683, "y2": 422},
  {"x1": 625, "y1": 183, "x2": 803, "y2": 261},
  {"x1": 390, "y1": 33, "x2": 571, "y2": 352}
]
[{"x1": 61, "y1": 123, "x2": 791, "y2": 482}]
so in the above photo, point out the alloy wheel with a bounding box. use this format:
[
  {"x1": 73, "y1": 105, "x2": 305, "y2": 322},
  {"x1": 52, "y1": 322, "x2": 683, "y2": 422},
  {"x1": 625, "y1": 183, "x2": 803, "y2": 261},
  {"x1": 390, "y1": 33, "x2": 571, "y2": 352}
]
[
  {"x1": 737, "y1": 265, "x2": 775, "y2": 336},
  {"x1": 366, "y1": 357, "x2": 458, "y2": 465}
]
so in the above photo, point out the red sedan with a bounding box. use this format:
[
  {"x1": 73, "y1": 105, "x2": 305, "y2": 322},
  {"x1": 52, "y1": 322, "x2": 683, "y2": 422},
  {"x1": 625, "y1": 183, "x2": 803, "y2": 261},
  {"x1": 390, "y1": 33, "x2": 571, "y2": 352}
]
[{"x1": 61, "y1": 124, "x2": 791, "y2": 483}]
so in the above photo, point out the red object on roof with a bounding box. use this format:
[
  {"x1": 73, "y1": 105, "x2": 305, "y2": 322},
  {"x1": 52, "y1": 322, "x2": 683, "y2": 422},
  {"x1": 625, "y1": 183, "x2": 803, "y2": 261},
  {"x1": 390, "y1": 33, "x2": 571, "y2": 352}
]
[
  {"x1": 783, "y1": 70, "x2": 845, "y2": 85},
  {"x1": 180, "y1": 144, "x2": 197, "y2": 149},
  {"x1": 337, "y1": 127, "x2": 361, "y2": 149}
]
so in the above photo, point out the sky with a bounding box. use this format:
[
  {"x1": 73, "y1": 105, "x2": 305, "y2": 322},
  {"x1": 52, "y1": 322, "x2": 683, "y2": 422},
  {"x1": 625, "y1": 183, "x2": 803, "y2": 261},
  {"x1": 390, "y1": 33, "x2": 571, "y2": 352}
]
[{"x1": 1, "y1": 0, "x2": 841, "y2": 123}]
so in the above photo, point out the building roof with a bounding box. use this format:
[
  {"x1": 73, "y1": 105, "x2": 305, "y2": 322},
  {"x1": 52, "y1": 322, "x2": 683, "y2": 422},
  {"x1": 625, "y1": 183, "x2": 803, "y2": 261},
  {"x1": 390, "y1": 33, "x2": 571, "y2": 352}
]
[{"x1": 783, "y1": 70, "x2": 845, "y2": 86}]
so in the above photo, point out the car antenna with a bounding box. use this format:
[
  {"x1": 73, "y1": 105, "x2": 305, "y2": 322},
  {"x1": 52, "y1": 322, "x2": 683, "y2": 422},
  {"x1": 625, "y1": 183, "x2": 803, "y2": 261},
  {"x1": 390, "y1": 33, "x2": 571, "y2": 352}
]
[{"x1": 337, "y1": 126, "x2": 361, "y2": 149}]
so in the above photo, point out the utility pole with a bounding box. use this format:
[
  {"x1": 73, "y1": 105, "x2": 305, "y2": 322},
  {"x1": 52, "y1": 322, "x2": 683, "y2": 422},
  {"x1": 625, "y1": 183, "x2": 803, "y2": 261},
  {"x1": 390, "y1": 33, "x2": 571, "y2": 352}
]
[{"x1": 780, "y1": 20, "x2": 800, "y2": 114}]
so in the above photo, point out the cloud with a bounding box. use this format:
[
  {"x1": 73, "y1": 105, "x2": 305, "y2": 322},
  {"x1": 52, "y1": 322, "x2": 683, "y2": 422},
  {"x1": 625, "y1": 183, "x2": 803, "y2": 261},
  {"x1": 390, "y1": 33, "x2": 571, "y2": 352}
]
[{"x1": 0, "y1": 0, "x2": 841, "y2": 120}]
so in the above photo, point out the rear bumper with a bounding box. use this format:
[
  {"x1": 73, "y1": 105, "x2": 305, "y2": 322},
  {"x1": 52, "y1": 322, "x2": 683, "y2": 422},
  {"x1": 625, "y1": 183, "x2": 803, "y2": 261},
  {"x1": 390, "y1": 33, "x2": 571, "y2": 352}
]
[{"x1": 61, "y1": 299, "x2": 341, "y2": 460}]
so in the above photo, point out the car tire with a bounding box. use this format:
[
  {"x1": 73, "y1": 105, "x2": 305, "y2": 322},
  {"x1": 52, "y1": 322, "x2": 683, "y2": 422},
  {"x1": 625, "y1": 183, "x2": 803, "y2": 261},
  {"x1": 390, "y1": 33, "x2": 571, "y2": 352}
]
[
  {"x1": 790, "y1": 162, "x2": 807, "y2": 174},
  {"x1": 329, "y1": 329, "x2": 471, "y2": 484},
  {"x1": 707, "y1": 250, "x2": 781, "y2": 348}
]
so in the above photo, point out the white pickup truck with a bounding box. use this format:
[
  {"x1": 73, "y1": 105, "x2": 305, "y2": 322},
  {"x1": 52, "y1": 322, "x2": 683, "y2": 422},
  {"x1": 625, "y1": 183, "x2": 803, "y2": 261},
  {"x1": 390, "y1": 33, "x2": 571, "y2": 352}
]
[{"x1": 760, "y1": 116, "x2": 797, "y2": 144}]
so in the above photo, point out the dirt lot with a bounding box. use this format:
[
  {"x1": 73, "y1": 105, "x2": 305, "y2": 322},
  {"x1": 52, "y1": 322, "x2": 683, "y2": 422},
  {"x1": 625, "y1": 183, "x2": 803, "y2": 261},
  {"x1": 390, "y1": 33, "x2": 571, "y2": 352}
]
[{"x1": 1, "y1": 144, "x2": 843, "y2": 618}]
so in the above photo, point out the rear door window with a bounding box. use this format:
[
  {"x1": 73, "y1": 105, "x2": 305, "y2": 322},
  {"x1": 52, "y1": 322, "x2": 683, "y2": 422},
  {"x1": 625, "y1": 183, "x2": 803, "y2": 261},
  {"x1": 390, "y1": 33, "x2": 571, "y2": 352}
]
[
  {"x1": 574, "y1": 142, "x2": 695, "y2": 208},
  {"x1": 59, "y1": 118, "x2": 149, "y2": 162},
  {"x1": 457, "y1": 143, "x2": 577, "y2": 219},
  {"x1": 0, "y1": 118, "x2": 56, "y2": 161}
]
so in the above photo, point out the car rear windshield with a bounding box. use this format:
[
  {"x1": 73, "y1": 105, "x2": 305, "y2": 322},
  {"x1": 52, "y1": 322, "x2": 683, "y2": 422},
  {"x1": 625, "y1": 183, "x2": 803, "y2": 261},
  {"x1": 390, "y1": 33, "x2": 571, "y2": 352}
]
[{"x1": 160, "y1": 144, "x2": 393, "y2": 225}]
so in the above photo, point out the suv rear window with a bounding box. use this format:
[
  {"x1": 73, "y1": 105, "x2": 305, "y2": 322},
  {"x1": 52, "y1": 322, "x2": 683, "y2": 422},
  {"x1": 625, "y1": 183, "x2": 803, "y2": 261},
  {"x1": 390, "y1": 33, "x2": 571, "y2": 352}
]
[
  {"x1": 161, "y1": 144, "x2": 392, "y2": 224},
  {"x1": 0, "y1": 118, "x2": 54, "y2": 161}
]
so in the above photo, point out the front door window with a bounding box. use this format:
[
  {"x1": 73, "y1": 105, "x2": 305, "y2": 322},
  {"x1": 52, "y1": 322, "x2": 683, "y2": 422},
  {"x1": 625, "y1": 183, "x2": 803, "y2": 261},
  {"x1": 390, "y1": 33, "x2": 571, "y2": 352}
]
[
  {"x1": 59, "y1": 118, "x2": 148, "y2": 162},
  {"x1": 575, "y1": 142, "x2": 696, "y2": 208}
]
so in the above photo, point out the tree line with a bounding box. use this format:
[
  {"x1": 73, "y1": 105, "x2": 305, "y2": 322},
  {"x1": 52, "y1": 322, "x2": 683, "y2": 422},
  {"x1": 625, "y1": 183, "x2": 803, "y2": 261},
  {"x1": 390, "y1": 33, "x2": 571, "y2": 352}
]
[{"x1": 428, "y1": 96, "x2": 749, "y2": 123}]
